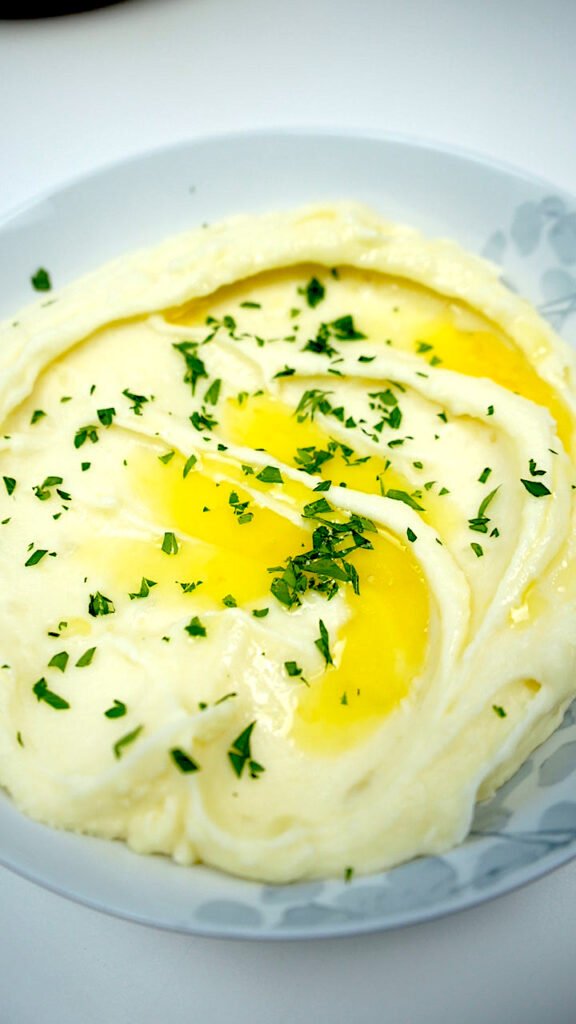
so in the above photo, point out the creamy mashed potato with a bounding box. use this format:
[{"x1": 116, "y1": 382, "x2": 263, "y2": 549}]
[{"x1": 0, "y1": 203, "x2": 576, "y2": 883}]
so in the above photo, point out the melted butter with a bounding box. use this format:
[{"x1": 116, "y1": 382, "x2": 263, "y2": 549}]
[
  {"x1": 220, "y1": 394, "x2": 455, "y2": 536},
  {"x1": 293, "y1": 529, "x2": 428, "y2": 754},
  {"x1": 79, "y1": 443, "x2": 429, "y2": 752},
  {"x1": 416, "y1": 320, "x2": 572, "y2": 449},
  {"x1": 168, "y1": 263, "x2": 572, "y2": 449}
]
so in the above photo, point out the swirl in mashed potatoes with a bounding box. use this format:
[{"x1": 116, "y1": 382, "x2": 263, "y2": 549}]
[{"x1": 0, "y1": 203, "x2": 575, "y2": 882}]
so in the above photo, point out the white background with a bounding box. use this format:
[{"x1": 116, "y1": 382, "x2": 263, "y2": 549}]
[{"x1": 2, "y1": 1, "x2": 576, "y2": 1021}]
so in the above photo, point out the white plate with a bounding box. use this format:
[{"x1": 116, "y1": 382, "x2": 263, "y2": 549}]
[{"x1": 1, "y1": 130, "x2": 576, "y2": 939}]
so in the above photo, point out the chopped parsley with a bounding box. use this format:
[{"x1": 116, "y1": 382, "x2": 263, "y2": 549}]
[
  {"x1": 48, "y1": 651, "x2": 69, "y2": 673},
  {"x1": 97, "y1": 407, "x2": 116, "y2": 427},
  {"x1": 183, "y1": 454, "x2": 197, "y2": 478},
  {"x1": 521, "y1": 478, "x2": 551, "y2": 497},
  {"x1": 129, "y1": 577, "x2": 157, "y2": 599},
  {"x1": 315, "y1": 619, "x2": 333, "y2": 666},
  {"x1": 478, "y1": 467, "x2": 492, "y2": 484},
  {"x1": 158, "y1": 450, "x2": 175, "y2": 465},
  {"x1": 161, "y1": 531, "x2": 179, "y2": 555},
  {"x1": 384, "y1": 488, "x2": 424, "y2": 511},
  {"x1": 468, "y1": 487, "x2": 500, "y2": 533},
  {"x1": 76, "y1": 646, "x2": 96, "y2": 667},
  {"x1": 178, "y1": 580, "x2": 202, "y2": 593},
  {"x1": 252, "y1": 607, "x2": 269, "y2": 618},
  {"x1": 33, "y1": 678, "x2": 70, "y2": 710},
  {"x1": 227, "y1": 722, "x2": 264, "y2": 779},
  {"x1": 185, "y1": 616, "x2": 207, "y2": 638},
  {"x1": 222, "y1": 594, "x2": 237, "y2": 608},
  {"x1": 172, "y1": 341, "x2": 208, "y2": 394},
  {"x1": 31, "y1": 268, "x2": 52, "y2": 292},
  {"x1": 30, "y1": 409, "x2": 46, "y2": 425},
  {"x1": 74, "y1": 424, "x2": 99, "y2": 448},
  {"x1": 406, "y1": 527, "x2": 417, "y2": 543},
  {"x1": 492, "y1": 704, "x2": 507, "y2": 718},
  {"x1": 171, "y1": 748, "x2": 200, "y2": 773},
  {"x1": 88, "y1": 591, "x2": 115, "y2": 616},
  {"x1": 113, "y1": 725, "x2": 143, "y2": 759},
  {"x1": 3, "y1": 476, "x2": 16, "y2": 496},
  {"x1": 303, "y1": 277, "x2": 325, "y2": 307},
  {"x1": 256, "y1": 465, "x2": 283, "y2": 484},
  {"x1": 33, "y1": 475, "x2": 63, "y2": 501},
  {"x1": 470, "y1": 542, "x2": 484, "y2": 558},
  {"x1": 204, "y1": 378, "x2": 222, "y2": 406},
  {"x1": 122, "y1": 389, "x2": 150, "y2": 416},
  {"x1": 284, "y1": 660, "x2": 303, "y2": 677},
  {"x1": 25, "y1": 548, "x2": 49, "y2": 567},
  {"x1": 105, "y1": 699, "x2": 127, "y2": 719}
]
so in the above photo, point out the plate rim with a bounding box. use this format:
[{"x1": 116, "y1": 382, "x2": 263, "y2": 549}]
[{"x1": 1, "y1": 127, "x2": 576, "y2": 940}]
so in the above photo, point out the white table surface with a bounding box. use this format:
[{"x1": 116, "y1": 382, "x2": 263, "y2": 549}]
[{"x1": 2, "y1": 1, "x2": 576, "y2": 1021}]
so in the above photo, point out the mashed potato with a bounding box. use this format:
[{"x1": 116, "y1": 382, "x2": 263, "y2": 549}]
[{"x1": 0, "y1": 203, "x2": 575, "y2": 882}]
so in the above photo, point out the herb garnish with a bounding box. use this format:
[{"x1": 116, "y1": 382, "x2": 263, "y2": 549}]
[
  {"x1": 97, "y1": 407, "x2": 116, "y2": 427},
  {"x1": 315, "y1": 619, "x2": 333, "y2": 666},
  {"x1": 122, "y1": 389, "x2": 150, "y2": 415},
  {"x1": 33, "y1": 475, "x2": 64, "y2": 501},
  {"x1": 227, "y1": 722, "x2": 264, "y2": 779},
  {"x1": 185, "y1": 616, "x2": 207, "y2": 637},
  {"x1": 48, "y1": 651, "x2": 69, "y2": 673},
  {"x1": 161, "y1": 531, "x2": 179, "y2": 555},
  {"x1": 74, "y1": 424, "x2": 99, "y2": 448},
  {"x1": 129, "y1": 578, "x2": 157, "y2": 599},
  {"x1": 31, "y1": 268, "x2": 51, "y2": 291},
  {"x1": 25, "y1": 547, "x2": 49, "y2": 567},
  {"x1": 171, "y1": 748, "x2": 200, "y2": 773},
  {"x1": 285, "y1": 661, "x2": 303, "y2": 677},
  {"x1": 521, "y1": 478, "x2": 551, "y2": 497},
  {"x1": 113, "y1": 725, "x2": 143, "y2": 759},
  {"x1": 256, "y1": 465, "x2": 283, "y2": 484},
  {"x1": 303, "y1": 277, "x2": 325, "y2": 307},
  {"x1": 172, "y1": 341, "x2": 208, "y2": 394},
  {"x1": 105, "y1": 699, "x2": 127, "y2": 718},
  {"x1": 88, "y1": 591, "x2": 115, "y2": 616},
  {"x1": 76, "y1": 647, "x2": 96, "y2": 667},
  {"x1": 33, "y1": 678, "x2": 70, "y2": 710},
  {"x1": 183, "y1": 454, "x2": 197, "y2": 477},
  {"x1": 31, "y1": 410, "x2": 46, "y2": 425},
  {"x1": 492, "y1": 704, "x2": 507, "y2": 717},
  {"x1": 3, "y1": 476, "x2": 16, "y2": 495}
]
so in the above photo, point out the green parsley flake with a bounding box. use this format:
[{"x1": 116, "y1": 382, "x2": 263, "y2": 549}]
[
  {"x1": 161, "y1": 531, "x2": 179, "y2": 555},
  {"x1": 122, "y1": 389, "x2": 149, "y2": 416},
  {"x1": 113, "y1": 725, "x2": 143, "y2": 759},
  {"x1": 104, "y1": 699, "x2": 126, "y2": 718},
  {"x1": 303, "y1": 277, "x2": 325, "y2": 308},
  {"x1": 97, "y1": 407, "x2": 116, "y2": 427},
  {"x1": 315, "y1": 619, "x2": 333, "y2": 666},
  {"x1": 478, "y1": 467, "x2": 492, "y2": 484},
  {"x1": 385, "y1": 489, "x2": 424, "y2": 511},
  {"x1": 170, "y1": 748, "x2": 200, "y2": 773},
  {"x1": 3, "y1": 476, "x2": 16, "y2": 496},
  {"x1": 256, "y1": 465, "x2": 283, "y2": 484},
  {"x1": 521, "y1": 478, "x2": 551, "y2": 497},
  {"x1": 222, "y1": 594, "x2": 237, "y2": 608},
  {"x1": 185, "y1": 616, "x2": 207, "y2": 638},
  {"x1": 183, "y1": 454, "x2": 197, "y2": 478},
  {"x1": 31, "y1": 268, "x2": 52, "y2": 292},
  {"x1": 227, "y1": 722, "x2": 264, "y2": 779},
  {"x1": 492, "y1": 704, "x2": 507, "y2": 718},
  {"x1": 204, "y1": 379, "x2": 222, "y2": 406},
  {"x1": 48, "y1": 651, "x2": 69, "y2": 673},
  {"x1": 158, "y1": 450, "x2": 175, "y2": 464},
  {"x1": 25, "y1": 548, "x2": 49, "y2": 567},
  {"x1": 285, "y1": 660, "x2": 303, "y2": 677},
  {"x1": 129, "y1": 578, "x2": 157, "y2": 600},
  {"x1": 406, "y1": 527, "x2": 417, "y2": 543},
  {"x1": 74, "y1": 424, "x2": 99, "y2": 448},
  {"x1": 471, "y1": 542, "x2": 484, "y2": 558},
  {"x1": 33, "y1": 678, "x2": 70, "y2": 710},
  {"x1": 76, "y1": 647, "x2": 96, "y2": 668},
  {"x1": 252, "y1": 608, "x2": 269, "y2": 618},
  {"x1": 31, "y1": 410, "x2": 46, "y2": 425},
  {"x1": 88, "y1": 591, "x2": 115, "y2": 616}
]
